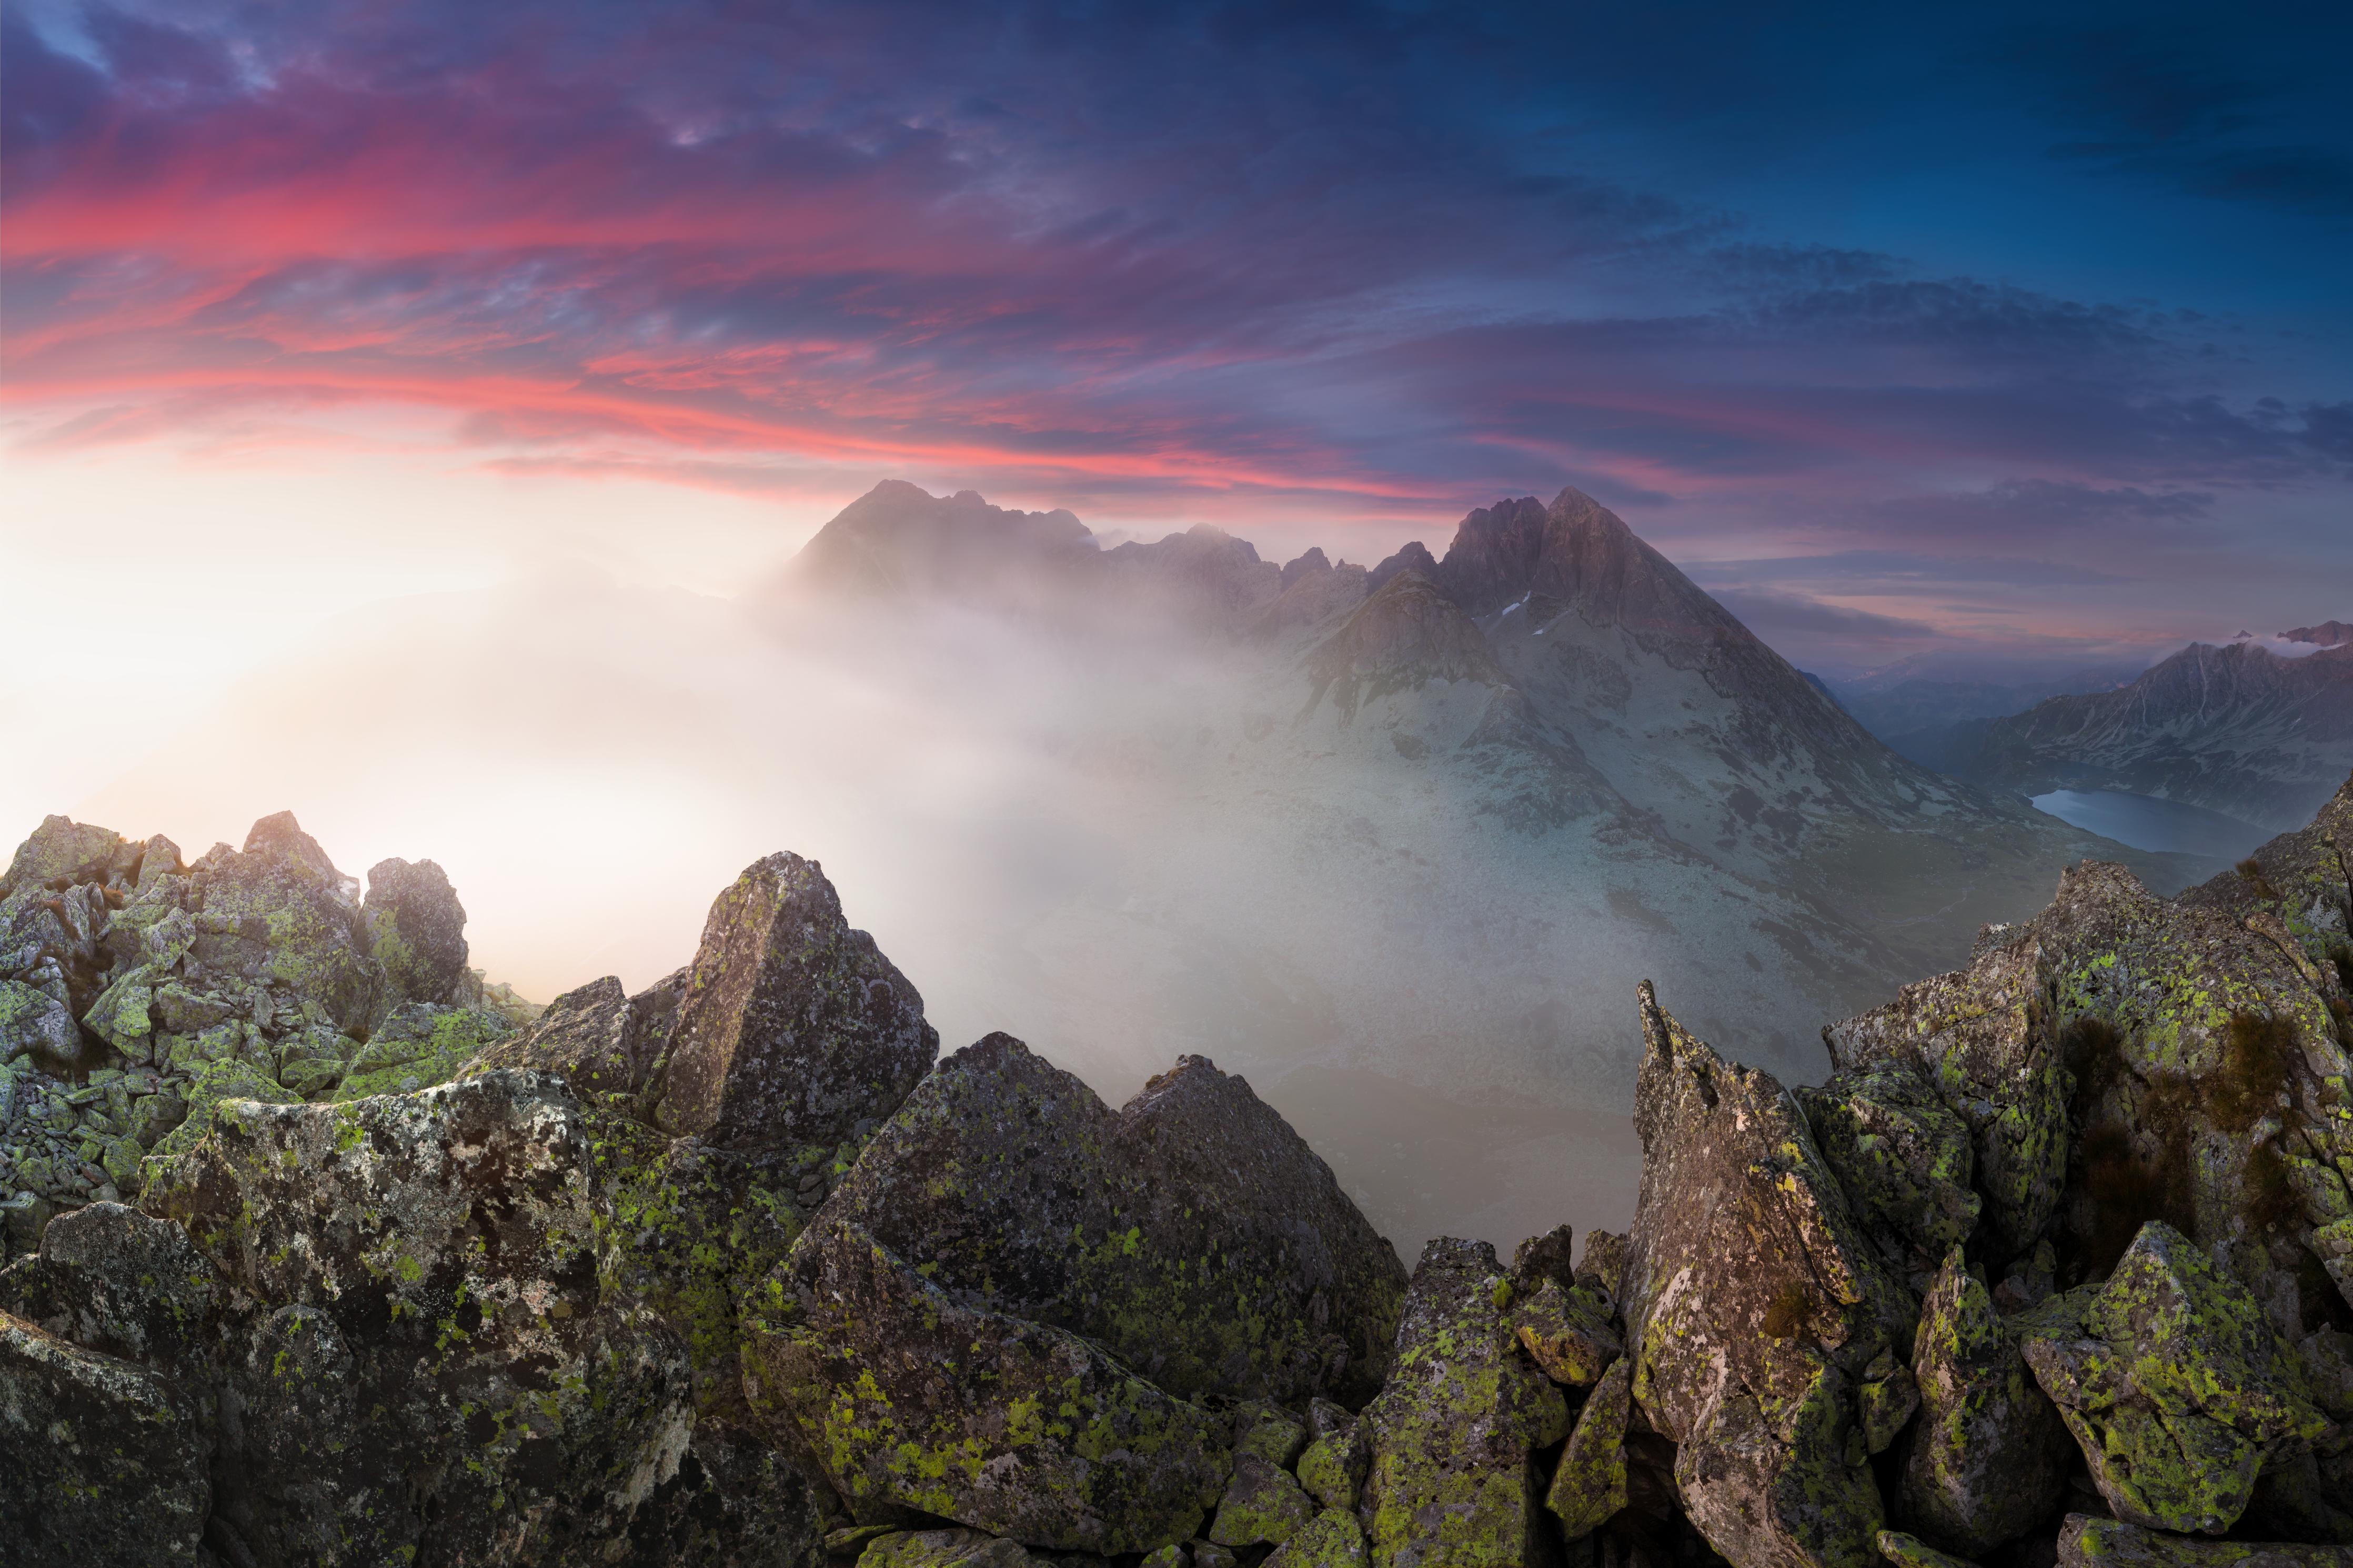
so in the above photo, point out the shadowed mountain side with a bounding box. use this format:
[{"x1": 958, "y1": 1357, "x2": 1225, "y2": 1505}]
[{"x1": 1929, "y1": 640, "x2": 2353, "y2": 832}]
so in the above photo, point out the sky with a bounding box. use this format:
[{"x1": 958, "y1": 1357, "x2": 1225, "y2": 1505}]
[{"x1": 5, "y1": 0, "x2": 2350, "y2": 702}]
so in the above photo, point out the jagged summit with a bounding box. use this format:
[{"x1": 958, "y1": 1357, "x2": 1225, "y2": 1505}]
[
  {"x1": 785, "y1": 479, "x2": 1094, "y2": 595},
  {"x1": 1303, "y1": 568, "x2": 1507, "y2": 722}
]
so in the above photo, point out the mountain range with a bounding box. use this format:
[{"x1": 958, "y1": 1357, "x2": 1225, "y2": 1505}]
[
  {"x1": 63, "y1": 480, "x2": 2213, "y2": 1251},
  {"x1": 1902, "y1": 639, "x2": 2353, "y2": 838}
]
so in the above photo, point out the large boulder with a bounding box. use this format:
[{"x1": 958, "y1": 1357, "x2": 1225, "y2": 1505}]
[
  {"x1": 1620, "y1": 983, "x2": 1909, "y2": 1568},
  {"x1": 1897, "y1": 1246, "x2": 2074, "y2": 1554},
  {"x1": 813, "y1": 1032, "x2": 1406, "y2": 1406},
  {"x1": 1823, "y1": 934, "x2": 2066, "y2": 1269},
  {"x1": 0, "y1": 1310, "x2": 212, "y2": 1567},
  {"x1": 468, "y1": 973, "x2": 660, "y2": 1099},
  {"x1": 0, "y1": 1200, "x2": 217, "y2": 1375},
  {"x1": 655, "y1": 852, "x2": 938, "y2": 1155},
  {"x1": 2055, "y1": 1513, "x2": 2353, "y2": 1568},
  {"x1": 362, "y1": 856, "x2": 473, "y2": 1007},
  {"x1": 1796, "y1": 1055, "x2": 1980, "y2": 1289},
  {"x1": 140, "y1": 1069, "x2": 705, "y2": 1565},
  {"x1": 1358, "y1": 1237, "x2": 1568, "y2": 1568},
  {"x1": 2022, "y1": 1221, "x2": 2329, "y2": 1536},
  {"x1": 747, "y1": 1212, "x2": 1230, "y2": 1552}
]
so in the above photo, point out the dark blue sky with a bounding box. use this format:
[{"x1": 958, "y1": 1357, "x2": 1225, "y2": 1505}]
[{"x1": 6, "y1": 0, "x2": 2348, "y2": 671}]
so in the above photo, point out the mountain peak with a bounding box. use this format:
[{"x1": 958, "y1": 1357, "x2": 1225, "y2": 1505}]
[
  {"x1": 785, "y1": 481, "x2": 1093, "y2": 596},
  {"x1": 1304, "y1": 569, "x2": 1508, "y2": 721}
]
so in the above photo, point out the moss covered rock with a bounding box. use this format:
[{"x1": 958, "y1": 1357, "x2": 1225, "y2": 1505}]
[
  {"x1": 1359, "y1": 1237, "x2": 1568, "y2": 1568},
  {"x1": 748, "y1": 1212, "x2": 1229, "y2": 1553},
  {"x1": 0, "y1": 1200, "x2": 217, "y2": 1376},
  {"x1": 331, "y1": 1000, "x2": 507, "y2": 1100},
  {"x1": 1797, "y1": 1054, "x2": 1981, "y2": 1285},
  {"x1": 2056, "y1": 1512, "x2": 2353, "y2": 1568},
  {"x1": 815, "y1": 1032, "x2": 1405, "y2": 1408},
  {"x1": 1208, "y1": 1453, "x2": 1319, "y2": 1546},
  {"x1": 139, "y1": 1069, "x2": 702, "y2": 1565},
  {"x1": 1545, "y1": 1353, "x2": 1632, "y2": 1539},
  {"x1": 1897, "y1": 1246, "x2": 2074, "y2": 1554},
  {"x1": 0, "y1": 1309, "x2": 211, "y2": 1566},
  {"x1": 1296, "y1": 1412, "x2": 1370, "y2": 1513},
  {"x1": 361, "y1": 856, "x2": 472, "y2": 1008},
  {"x1": 1268, "y1": 1507, "x2": 1371, "y2": 1567},
  {"x1": 2023, "y1": 1221, "x2": 2329, "y2": 1536},
  {"x1": 1621, "y1": 983, "x2": 1907, "y2": 1568},
  {"x1": 655, "y1": 851, "x2": 938, "y2": 1155}
]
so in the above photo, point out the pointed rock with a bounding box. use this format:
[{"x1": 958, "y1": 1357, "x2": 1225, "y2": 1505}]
[
  {"x1": 1546, "y1": 1354, "x2": 1633, "y2": 1539},
  {"x1": 813, "y1": 1033, "x2": 1405, "y2": 1406},
  {"x1": 1898, "y1": 1247, "x2": 2074, "y2": 1554},
  {"x1": 656, "y1": 851, "x2": 938, "y2": 1154},
  {"x1": 362, "y1": 857, "x2": 472, "y2": 1007},
  {"x1": 1621, "y1": 982, "x2": 1909, "y2": 1568},
  {"x1": 1359, "y1": 1238, "x2": 1569, "y2": 1568}
]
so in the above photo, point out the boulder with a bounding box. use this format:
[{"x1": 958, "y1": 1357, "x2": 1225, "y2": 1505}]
[
  {"x1": 0, "y1": 1200, "x2": 217, "y2": 1375},
  {"x1": 1358, "y1": 1237, "x2": 1568, "y2": 1568},
  {"x1": 1545, "y1": 1353, "x2": 1632, "y2": 1539},
  {"x1": 1296, "y1": 1412, "x2": 1371, "y2": 1512},
  {"x1": 331, "y1": 1000, "x2": 506, "y2": 1099},
  {"x1": 815, "y1": 1032, "x2": 1405, "y2": 1406},
  {"x1": 1874, "y1": 1531, "x2": 1976, "y2": 1568},
  {"x1": 362, "y1": 857, "x2": 473, "y2": 1007},
  {"x1": 1823, "y1": 934, "x2": 2066, "y2": 1267},
  {"x1": 188, "y1": 812, "x2": 378, "y2": 1034},
  {"x1": 1268, "y1": 1509, "x2": 1372, "y2": 1567},
  {"x1": 655, "y1": 852, "x2": 938, "y2": 1154},
  {"x1": 1578, "y1": 1228, "x2": 1629, "y2": 1298},
  {"x1": 1620, "y1": 983, "x2": 1908, "y2": 1568},
  {"x1": 1511, "y1": 1222, "x2": 1577, "y2": 1290},
  {"x1": 0, "y1": 979, "x2": 78, "y2": 1063},
  {"x1": 2021, "y1": 1221, "x2": 2329, "y2": 1536},
  {"x1": 0, "y1": 815, "x2": 129, "y2": 899},
  {"x1": 1234, "y1": 1400, "x2": 1311, "y2": 1466},
  {"x1": 140, "y1": 1069, "x2": 703, "y2": 1565},
  {"x1": 2055, "y1": 1513, "x2": 2353, "y2": 1568},
  {"x1": 1796, "y1": 1055, "x2": 1980, "y2": 1285},
  {"x1": 1898, "y1": 1246, "x2": 2074, "y2": 1554},
  {"x1": 1208, "y1": 1454, "x2": 1319, "y2": 1546},
  {"x1": 0, "y1": 1310, "x2": 211, "y2": 1566},
  {"x1": 748, "y1": 1212, "x2": 1229, "y2": 1553},
  {"x1": 467, "y1": 973, "x2": 656, "y2": 1098},
  {"x1": 1511, "y1": 1275, "x2": 1620, "y2": 1385},
  {"x1": 857, "y1": 1529, "x2": 1045, "y2": 1567}
]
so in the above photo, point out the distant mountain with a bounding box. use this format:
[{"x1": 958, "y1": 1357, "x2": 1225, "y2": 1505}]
[
  {"x1": 1934, "y1": 640, "x2": 2353, "y2": 832},
  {"x1": 2284, "y1": 619, "x2": 2352, "y2": 648},
  {"x1": 1831, "y1": 654, "x2": 2146, "y2": 743}
]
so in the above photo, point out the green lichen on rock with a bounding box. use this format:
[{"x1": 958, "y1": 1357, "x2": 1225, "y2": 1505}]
[
  {"x1": 1510, "y1": 1275, "x2": 1620, "y2": 1386},
  {"x1": 1545, "y1": 1353, "x2": 1631, "y2": 1539},
  {"x1": 1874, "y1": 1529, "x2": 1977, "y2": 1568},
  {"x1": 1234, "y1": 1400, "x2": 1311, "y2": 1467},
  {"x1": 856, "y1": 1527, "x2": 1045, "y2": 1566},
  {"x1": 1268, "y1": 1507, "x2": 1372, "y2": 1567},
  {"x1": 332, "y1": 1001, "x2": 508, "y2": 1100},
  {"x1": 2056, "y1": 1511, "x2": 2353, "y2": 1567},
  {"x1": 749, "y1": 1212, "x2": 1229, "y2": 1553},
  {"x1": 1296, "y1": 1413, "x2": 1370, "y2": 1513},
  {"x1": 2022, "y1": 1221, "x2": 2329, "y2": 1535},
  {"x1": 817, "y1": 1032, "x2": 1405, "y2": 1408},
  {"x1": 1208, "y1": 1453, "x2": 1319, "y2": 1546},
  {"x1": 1621, "y1": 983, "x2": 1907, "y2": 1568},
  {"x1": 1359, "y1": 1237, "x2": 1567, "y2": 1568},
  {"x1": 1897, "y1": 1246, "x2": 2074, "y2": 1554},
  {"x1": 1797, "y1": 1053, "x2": 1980, "y2": 1283},
  {"x1": 0, "y1": 1309, "x2": 211, "y2": 1566}
]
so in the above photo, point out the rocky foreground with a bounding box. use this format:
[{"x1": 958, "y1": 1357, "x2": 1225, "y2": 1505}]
[{"x1": 4, "y1": 782, "x2": 2353, "y2": 1568}]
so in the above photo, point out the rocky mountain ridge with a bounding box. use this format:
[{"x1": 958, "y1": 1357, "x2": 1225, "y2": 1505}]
[
  {"x1": 1927, "y1": 641, "x2": 2353, "y2": 834},
  {"x1": 7, "y1": 772, "x2": 2353, "y2": 1567}
]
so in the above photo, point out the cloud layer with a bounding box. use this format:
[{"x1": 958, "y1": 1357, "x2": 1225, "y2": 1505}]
[{"x1": 5, "y1": 0, "x2": 2349, "y2": 669}]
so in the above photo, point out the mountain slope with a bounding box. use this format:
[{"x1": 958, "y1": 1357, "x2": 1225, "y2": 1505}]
[{"x1": 1941, "y1": 640, "x2": 2353, "y2": 832}]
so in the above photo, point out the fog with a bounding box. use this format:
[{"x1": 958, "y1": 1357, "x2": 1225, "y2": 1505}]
[{"x1": 46, "y1": 560, "x2": 1718, "y2": 1254}]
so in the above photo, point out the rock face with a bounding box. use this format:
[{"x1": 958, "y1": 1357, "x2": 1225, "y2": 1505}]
[
  {"x1": 0, "y1": 812, "x2": 522, "y2": 1245},
  {"x1": 1358, "y1": 1238, "x2": 1569, "y2": 1568},
  {"x1": 810, "y1": 1032, "x2": 1406, "y2": 1408},
  {"x1": 655, "y1": 851, "x2": 938, "y2": 1154},
  {"x1": 2022, "y1": 1222, "x2": 2329, "y2": 1535},
  {"x1": 1621, "y1": 982, "x2": 1908, "y2": 1568},
  {"x1": 750, "y1": 1213, "x2": 1230, "y2": 1552},
  {"x1": 12, "y1": 772, "x2": 2353, "y2": 1567}
]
